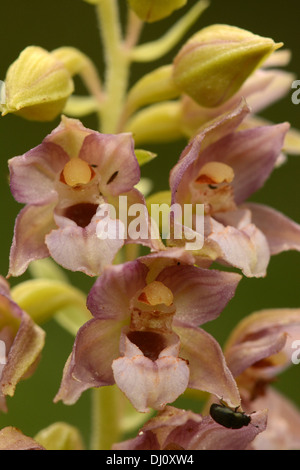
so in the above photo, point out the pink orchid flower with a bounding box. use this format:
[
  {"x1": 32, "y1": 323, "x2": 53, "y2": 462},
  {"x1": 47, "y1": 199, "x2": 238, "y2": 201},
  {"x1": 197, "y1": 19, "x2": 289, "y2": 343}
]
[
  {"x1": 112, "y1": 405, "x2": 267, "y2": 450},
  {"x1": 55, "y1": 255, "x2": 242, "y2": 412},
  {"x1": 8, "y1": 116, "x2": 151, "y2": 277},
  {"x1": 169, "y1": 100, "x2": 300, "y2": 277},
  {"x1": 0, "y1": 277, "x2": 45, "y2": 412},
  {"x1": 224, "y1": 308, "x2": 300, "y2": 450}
]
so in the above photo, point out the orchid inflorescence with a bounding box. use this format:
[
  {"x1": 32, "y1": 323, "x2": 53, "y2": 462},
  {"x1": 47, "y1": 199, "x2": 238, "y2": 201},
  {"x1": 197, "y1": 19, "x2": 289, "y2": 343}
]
[{"x1": 0, "y1": 0, "x2": 300, "y2": 451}]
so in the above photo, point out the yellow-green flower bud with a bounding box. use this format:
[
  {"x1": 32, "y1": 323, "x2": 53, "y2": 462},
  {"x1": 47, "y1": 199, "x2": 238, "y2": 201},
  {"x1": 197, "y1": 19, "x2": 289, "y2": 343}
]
[
  {"x1": 128, "y1": 0, "x2": 187, "y2": 23},
  {"x1": 173, "y1": 24, "x2": 282, "y2": 108},
  {"x1": 34, "y1": 423, "x2": 84, "y2": 451},
  {"x1": 1, "y1": 46, "x2": 74, "y2": 121}
]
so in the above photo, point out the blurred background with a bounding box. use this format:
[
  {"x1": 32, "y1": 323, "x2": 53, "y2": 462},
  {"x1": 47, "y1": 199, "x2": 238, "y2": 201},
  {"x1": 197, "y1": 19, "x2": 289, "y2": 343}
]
[{"x1": 0, "y1": 0, "x2": 299, "y2": 448}]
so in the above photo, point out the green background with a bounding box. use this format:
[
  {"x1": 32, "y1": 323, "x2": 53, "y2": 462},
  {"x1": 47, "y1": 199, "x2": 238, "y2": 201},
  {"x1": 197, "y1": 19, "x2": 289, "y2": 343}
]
[{"x1": 0, "y1": 0, "x2": 299, "y2": 448}]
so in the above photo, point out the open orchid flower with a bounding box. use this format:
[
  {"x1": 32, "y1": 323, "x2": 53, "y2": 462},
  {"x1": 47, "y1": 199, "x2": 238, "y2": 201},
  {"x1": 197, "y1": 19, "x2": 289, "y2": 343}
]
[
  {"x1": 0, "y1": 277, "x2": 45, "y2": 412},
  {"x1": 169, "y1": 100, "x2": 300, "y2": 277},
  {"x1": 8, "y1": 116, "x2": 157, "y2": 277},
  {"x1": 112, "y1": 405, "x2": 267, "y2": 450},
  {"x1": 55, "y1": 255, "x2": 241, "y2": 412},
  {"x1": 224, "y1": 308, "x2": 300, "y2": 450}
]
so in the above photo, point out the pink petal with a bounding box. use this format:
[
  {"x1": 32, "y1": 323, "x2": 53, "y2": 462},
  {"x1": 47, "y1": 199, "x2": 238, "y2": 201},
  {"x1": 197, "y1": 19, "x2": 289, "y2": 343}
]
[
  {"x1": 8, "y1": 203, "x2": 56, "y2": 277},
  {"x1": 156, "y1": 264, "x2": 241, "y2": 326},
  {"x1": 225, "y1": 308, "x2": 300, "y2": 378},
  {"x1": 0, "y1": 427, "x2": 45, "y2": 450},
  {"x1": 174, "y1": 323, "x2": 241, "y2": 408},
  {"x1": 112, "y1": 331, "x2": 189, "y2": 412},
  {"x1": 244, "y1": 203, "x2": 300, "y2": 255},
  {"x1": 54, "y1": 318, "x2": 122, "y2": 405},
  {"x1": 8, "y1": 142, "x2": 68, "y2": 205},
  {"x1": 0, "y1": 290, "x2": 45, "y2": 409},
  {"x1": 79, "y1": 132, "x2": 140, "y2": 196},
  {"x1": 46, "y1": 217, "x2": 124, "y2": 276},
  {"x1": 171, "y1": 100, "x2": 250, "y2": 205},
  {"x1": 87, "y1": 260, "x2": 148, "y2": 319},
  {"x1": 251, "y1": 388, "x2": 300, "y2": 450},
  {"x1": 187, "y1": 411, "x2": 267, "y2": 450},
  {"x1": 207, "y1": 217, "x2": 270, "y2": 278},
  {"x1": 226, "y1": 331, "x2": 287, "y2": 378},
  {"x1": 198, "y1": 123, "x2": 289, "y2": 205}
]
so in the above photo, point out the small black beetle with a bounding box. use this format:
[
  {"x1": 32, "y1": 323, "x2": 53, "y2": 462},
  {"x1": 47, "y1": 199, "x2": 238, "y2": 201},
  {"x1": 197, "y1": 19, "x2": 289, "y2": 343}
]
[{"x1": 209, "y1": 402, "x2": 251, "y2": 429}]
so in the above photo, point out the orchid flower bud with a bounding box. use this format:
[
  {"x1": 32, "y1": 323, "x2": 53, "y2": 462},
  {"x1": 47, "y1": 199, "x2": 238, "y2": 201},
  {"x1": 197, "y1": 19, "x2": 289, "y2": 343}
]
[
  {"x1": 173, "y1": 25, "x2": 282, "y2": 108},
  {"x1": 1, "y1": 46, "x2": 74, "y2": 121},
  {"x1": 128, "y1": 0, "x2": 187, "y2": 23}
]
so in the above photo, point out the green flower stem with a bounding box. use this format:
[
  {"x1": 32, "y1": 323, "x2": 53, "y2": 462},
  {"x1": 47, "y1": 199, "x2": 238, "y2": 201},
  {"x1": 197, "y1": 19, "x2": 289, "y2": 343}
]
[
  {"x1": 11, "y1": 279, "x2": 91, "y2": 330},
  {"x1": 91, "y1": 385, "x2": 127, "y2": 450},
  {"x1": 96, "y1": 0, "x2": 130, "y2": 133}
]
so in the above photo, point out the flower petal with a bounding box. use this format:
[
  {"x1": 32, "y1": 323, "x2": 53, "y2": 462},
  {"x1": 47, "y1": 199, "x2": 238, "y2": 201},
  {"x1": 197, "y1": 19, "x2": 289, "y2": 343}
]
[
  {"x1": 0, "y1": 289, "x2": 45, "y2": 407},
  {"x1": 0, "y1": 427, "x2": 45, "y2": 450},
  {"x1": 46, "y1": 217, "x2": 124, "y2": 276},
  {"x1": 170, "y1": 100, "x2": 250, "y2": 205},
  {"x1": 9, "y1": 142, "x2": 68, "y2": 205},
  {"x1": 87, "y1": 261, "x2": 148, "y2": 319},
  {"x1": 8, "y1": 203, "x2": 56, "y2": 277},
  {"x1": 225, "y1": 308, "x2": 300, "y2": 378},
  {"x1": 174, "y1": 323, "x2": 240, "y2": 408},
  {"x1": 186, "y1": 411, "x2": 267, "y2": 450},
  {"x1": 207, "y1": 217, "x2": 270, "y2": 278},
  {"x1": 243, "y1": 203, "x2": 300, "y2": 255},
  {"x1": 79, "y1": 132, "x2": 140, "y2": 196},
  {"x1": 250, "y1": 388, "x2": 300, "y2": 450},
  {"x1": 112, "y1": 331, "x2": 189, "y2": 412},
  {"x1": 54, "y1": 318, "x2": 122, "y2": 404},
  {"x1": 156, "y1": 264, "x2": 241, "y2": 326}
]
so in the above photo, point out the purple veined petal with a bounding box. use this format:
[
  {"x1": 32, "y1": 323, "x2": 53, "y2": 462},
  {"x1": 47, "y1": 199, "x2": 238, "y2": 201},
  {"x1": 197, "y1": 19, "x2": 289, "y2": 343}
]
[
  {"x1": 225, "y1": 308, "x2": 300, "y2": 350},
  {"x1": 45, "y1": 115, "x2": 94, "y2": 157},
  {"x1": 207, "y1": 217, "x2": 270, "y2": 278},
  {"x1": 113, "y1": 405, "x2": 267, "y2": 451},
  {"x1": 8, "y1": 202, "x2": 57, "y2": 277},
  {"x1": 250, "y1": 388, "x2": 300, "y2": 450},
  {"x1": 224, "y1": 308, "x2": 300, "y2": 379},
  {"x1": 54, "y1": 318, "x2": 123, "y2": 405},
  {"x1": 140, "y1": 406, "x2": 203, "y2": 451},
  {"x1": 112, "y1": 331, "x2": 190, "y2": 413},
  {"x1": 225, "y1": 331, "x2": 288, "y2": 378},
  {"x1": 191, "y1": 123, "x2": 289, "y2": 205},
  {"x1": 174, "y1": 322, "x2": 241, "y2": 408},
  {"x1": 243, "y1": 203, "x2": 300, "y2": 255},
  {"x1": 156, "y1": 264, "x2": 241, "y2": 327},
  {"x1": 170, "y1": 100, "x2": 250, "y2": 205},
  {"x1": 185, "y1": 411, "x2": 267, "y2": 450},
  {"x1": 87, "y1": 260, "x2": 148, "y2": 319},
  {"x1": 79, "y1": 132, "x2": 140, "y2": 196},
  {"x1": 0, "y1": 427, "x2": 45, "y2": 450},
  {"x1": 0, "y1": 290, "x2": 45, "y2": 407},
  {"x1": 222, "y1": 124, "x2": 289, "y2": 204},
  {"x1": 45, "y1": 216, "x2": 124, "y2": 276},
  {"x1": 8, "y1": 141, "x2": 69, "y2": 205}
]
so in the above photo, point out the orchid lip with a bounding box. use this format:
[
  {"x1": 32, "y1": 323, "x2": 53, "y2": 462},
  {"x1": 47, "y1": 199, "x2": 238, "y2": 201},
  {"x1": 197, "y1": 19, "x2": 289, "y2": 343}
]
[{"x1": 63, "y1": 202, "x2": 99, "y2": 228}]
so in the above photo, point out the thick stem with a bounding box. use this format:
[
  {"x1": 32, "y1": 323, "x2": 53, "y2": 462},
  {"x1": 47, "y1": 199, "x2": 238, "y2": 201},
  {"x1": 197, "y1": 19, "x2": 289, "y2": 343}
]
[{"x1": 90, "y1": 386, "x2": 126, "y2": 450}]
